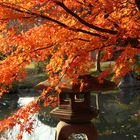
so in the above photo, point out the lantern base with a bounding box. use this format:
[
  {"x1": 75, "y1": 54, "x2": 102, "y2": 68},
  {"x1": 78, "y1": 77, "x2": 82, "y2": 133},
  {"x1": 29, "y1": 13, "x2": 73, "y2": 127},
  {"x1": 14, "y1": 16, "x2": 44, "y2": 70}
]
[{"x1": 55, "y1": 121, "x2": 98, "y2": 140}]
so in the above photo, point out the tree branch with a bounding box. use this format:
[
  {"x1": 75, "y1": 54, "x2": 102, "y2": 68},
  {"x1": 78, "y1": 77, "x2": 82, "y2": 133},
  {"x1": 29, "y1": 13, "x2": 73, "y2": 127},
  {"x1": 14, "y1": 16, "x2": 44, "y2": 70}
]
[
  {"x1": 0, "y1": 2, "x2": 106, "y2": 38},
  {"x1": 54, "y1": 1, "x2": 118, "y2": 35}
]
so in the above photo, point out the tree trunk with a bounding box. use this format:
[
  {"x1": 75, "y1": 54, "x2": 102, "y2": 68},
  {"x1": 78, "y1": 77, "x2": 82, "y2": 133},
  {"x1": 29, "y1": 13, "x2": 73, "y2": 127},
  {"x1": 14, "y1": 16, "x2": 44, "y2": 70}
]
[
  {"x1": 95, "y1": 92, "x2": 102, "y2": 110},
  {"x1": 96, "y1": 50, "x2": 102, "y2": 72}
]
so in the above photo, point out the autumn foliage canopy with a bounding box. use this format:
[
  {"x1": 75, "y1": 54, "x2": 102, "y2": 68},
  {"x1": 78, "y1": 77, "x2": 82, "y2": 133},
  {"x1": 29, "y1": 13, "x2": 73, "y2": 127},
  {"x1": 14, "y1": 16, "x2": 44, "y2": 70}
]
[{"x1": 0, "y1": 0, "x2": 139, "y2": 137}]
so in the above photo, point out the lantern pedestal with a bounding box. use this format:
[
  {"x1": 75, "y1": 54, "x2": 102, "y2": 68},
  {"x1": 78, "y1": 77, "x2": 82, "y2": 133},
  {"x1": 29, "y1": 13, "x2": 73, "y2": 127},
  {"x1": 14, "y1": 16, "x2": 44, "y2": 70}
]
[{"x1": 55, "y1": 121, "x2": 98, "y2": 140}]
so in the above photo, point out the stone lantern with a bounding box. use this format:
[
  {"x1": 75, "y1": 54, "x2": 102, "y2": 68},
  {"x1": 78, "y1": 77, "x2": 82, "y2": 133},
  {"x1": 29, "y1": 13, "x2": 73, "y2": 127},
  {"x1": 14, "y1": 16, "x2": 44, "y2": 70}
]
[
  {"x1": 50, "y1": 74, "x2": 116, "y2": 140},
  {"x1": 34, "y1": 74, "x2": 116, "y2": 140},
  {"x1": 51, "y1": 88, "x2": 98, "y2": 121},
  {"x1": 50, "y1": 85, "x2": 99, "y2": 140}
]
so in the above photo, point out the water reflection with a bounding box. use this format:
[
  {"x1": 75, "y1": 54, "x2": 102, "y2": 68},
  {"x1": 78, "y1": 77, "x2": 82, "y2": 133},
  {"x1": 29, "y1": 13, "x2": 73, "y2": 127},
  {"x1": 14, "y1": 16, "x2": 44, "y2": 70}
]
[
  {"x1": 118, "y1": 72, "x2": 140, "y2": 104},
  {"x1": 0, "y1": 95, "x2": 56, "y2": 140},
  {"x1": 7, "y1": 115, "x2": 56, "y2": 140},
  {"x1": 0, "y1": 93, "x2": 19, "y2": 120},
  {"x1": 0, "y1": 88, "x2": 140, "y2": 140},
  {"x1": 119, "y1": 87, "x2": 140, "y2": 104},
  {"x1": 93, "y1": 87, "x2": 140, "y2": 140}
]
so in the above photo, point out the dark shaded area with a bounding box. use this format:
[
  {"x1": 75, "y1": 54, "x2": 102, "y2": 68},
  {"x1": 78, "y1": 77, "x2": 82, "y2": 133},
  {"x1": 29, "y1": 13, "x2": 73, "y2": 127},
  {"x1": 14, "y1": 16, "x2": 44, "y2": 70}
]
[
  {"x1": 0, "y1": 92, "x2": 19, "y2": 120},
  {"x1": 91, "y1": 90, "x2": 140, "y2": 140},
  {"x1": 0, "y1": 87, "x2": 140, "y2": 139}
]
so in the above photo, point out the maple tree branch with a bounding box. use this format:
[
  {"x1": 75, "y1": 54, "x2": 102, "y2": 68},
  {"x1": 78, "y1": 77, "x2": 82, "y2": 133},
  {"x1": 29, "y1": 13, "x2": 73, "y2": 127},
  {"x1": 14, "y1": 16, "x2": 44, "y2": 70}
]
[
  {"x1": 68, "y1": 38, "x2": 91, "y2": 42},
  {"x1": 54, "y1": 1, "x2": 118, "y2": 35},
  {"x1": 33, "y1": 44, "x2": 56, "y2": 52},
  {"x1": 0, "y1": 2, "x2": 106, "y2": 39}
]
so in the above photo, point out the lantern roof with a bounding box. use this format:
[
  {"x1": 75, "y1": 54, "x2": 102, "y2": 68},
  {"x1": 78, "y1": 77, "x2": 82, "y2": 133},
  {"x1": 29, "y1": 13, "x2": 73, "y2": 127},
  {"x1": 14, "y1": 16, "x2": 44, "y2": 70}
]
[{"x1": 34, "y1": 74, "x2": 117, "y2": 93}]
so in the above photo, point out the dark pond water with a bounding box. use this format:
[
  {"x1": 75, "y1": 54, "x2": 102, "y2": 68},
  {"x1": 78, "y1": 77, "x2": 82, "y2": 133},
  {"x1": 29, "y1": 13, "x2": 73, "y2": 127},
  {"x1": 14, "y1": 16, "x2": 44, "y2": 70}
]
[{"x1": 0, "y1": 88, "x2": 140, "y2": 140}]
